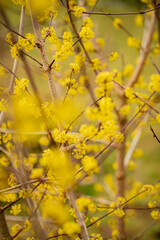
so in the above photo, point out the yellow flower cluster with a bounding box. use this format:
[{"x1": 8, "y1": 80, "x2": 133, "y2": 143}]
[
  {"x1": 75, "y1": 52, "x2": 85, "y2": 67},
  {"x1": 24, "y1": 220, "x2": 31, "y2": 231},
  {"x1": 0, "y1": 98, "x2": 8, "y2": 112},
  {"x1": 123, "y1": 64, "x2": 134, "y2": 78},
  {"x1": 127, "y1": 37, "x2": 141, "y2": 50},
  {"x1": 135, "y1": 15, "x2": 144, "y2": 26},
  {"x1": 30, "y1": 168, "x2": 44, "y2": 179},
  {"x1": 42, "y1": 148, "x2": 74, "y2": 188},
  {"x1": 150, "y1": 74, "x2": 160, "y2": 92},
  {"x1": 148, "y1": 200, "x2": 157, "y2": 208},
  {"x1": 10, "y1": 43, "x2": 22, "y2": 60},
  {"x1": 0, "y1": 66, "x2": 8, "y2": 78},
  {"x1": 82, "y1": 155, "x2": 99, "y2": 175},
  {"x1": 113, "y1": 18, "x2": 122, "y2": 29},
  {"x1": 70, "y1": 63, "x2": 80, "y2": 73},
  {"x1": 86, "y1": 0, "x2": 97, "y2": 6},
  {"x1": 19, "y1": 33, "x2": 35, "y2": 52},
  {"x1": 80, "y1": 124, "x2": 98, "y2": 139},
  {"x1": 73, "y1": 140, "x2": 87, "y2": 159},
  {"x1": 11, "y1": 0, "x2": 26, "y2": 5},
  {"x1": 109, "y1": 52, "x2": 118, "y2": 61},
  {"x1": 8, "y1": 174, "x2": 17, "y2": 187},
  {"x1": 91, "y1": 58, "x2": 106, "y2": 70},
  {"x1": 54, "y1": 42, "x2": 74, "y2": 62},
  {"x1": 125, "y1": 87, "x2": 135, "y2": 100},
  {"x1": 79, "y1": 17, "x2": 94, "y2": 41},
  {"x1": 110, "y1": 197, "x2": 125, "y2": 218},
  {"x1": 156, "y1": 113, "x2": 160, "y2": 124},
  {"x1": 95, "y1": 71, "x2": 113, "y2": 97},
  {"x1": 76, "y1": 196, "x2": 92, "y2": 212},
  {"x1": 73, "y1": 5, "x2": 85, "y2": 17},
  {"x1": 91, "y1": 233, "x2": 103, "y2": 240},
  {"x1": 151, "y1": 210, "x2": 160, "y2": 220},
  {"x1": 10, "y1": 204, "x2": 21, "y2": 215},
  {"x1": 120, "y1": 104, "x2": 131, "y2": 116},
  {"x1": 63, "y1": 31, "x2": 73, "y2": 44},
  {"x1": 142, "y1": 184, "x2": 154, "y2": 193},
  {"x1": 6, "y1": 32, "x2": 14, "y2": 45},
  {"x1": 42, "y1": 199, "x2": 69, "y2": 225},
  {"x1": 45, "y1": 6, "x2": 57, "y2": 19},
  {"x1": 13, "y1": 78, "x2": 29, "y2": 96},
  {"x1": 60, "y1": 78, "x2": 78, "y2": 95},
  {"x1": 63, "y1": 221, "x2": 81, "y2": 236},
  {"x1": 114, "y1": 132, "x2": 124, "y2": 144},
  {"x1": 41, "y1": 26, "x2": 58, "y2": 44}
]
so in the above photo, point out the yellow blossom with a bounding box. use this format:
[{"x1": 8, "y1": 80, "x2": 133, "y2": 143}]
[
  {"x1": 148, "y1": 201, "x2": 157, "y2": 208},
  {"x1": 10, "y1": 204, "x2": 21, "y2": 215},
  {"x1": 82, "y1": 155, "x2": 99, "y2": 175},
  {"x1": 30, "y1": 168, "x2": 44, "y2": 179},
  {"x1": 86, "y1": 0, "x2": 97, "y2": 6},
  {"x1": 127, "y1": 36, "x2": 141, "y2": 50},
  {"x1": 10, "y1": 43, "x2": 22, "y2": 60},
  {"x1": 135, "y1": 15, "x2": 144, "y2": 26},
  {"x1": 11, "y1": 0, "x2": 26, "y2": 6},
  {"x1": 79, "y1": 17, "x2": 94, "y2": 41},
  {"x1": 120, "y1": 104, "x2": 131, "y2": 116},
  {"x1": 0, "y1": 98, "x2": 8, "y2": 112},
  {"x1": 113, "y1": 18, "x2": 122, "y2": 29},
  {"x1": 114, "y1": 132, "x2": 124, "y2": 144},
  {"x1": 123, "y1": 64, "x2": 134, "y2": 78},
  {"x1": 70, "y1": 63, "x2": 80, "y2": 73},
  {"x1": 24, "y1": 220, "x2": 31, "y2": 231},
  {"x1": 91, "y1": 58, "x2": 106, "y2": 70},
  {"x1": 156, "y1": 113, "x2": 160, "y2": 124},
  {"x1": 109, "y1": 52, "x2": 118, "y2": 61},
  {"x1": 13, "y1": 78, "x2": 29, "y2": 96},
  {"x1": 73, "y1": 5, "x2": 85, "y2": 17},
  {"x1": 45, "y1": 6, "x2": 57, "y2": 19},
  {"x1": 151, "y1": 210, "x2": 160, "y2": 220},
  {"x1": 18, "y1": 33, "x2": 35, "y2": 52},
  {"x1": 63, "y1": 221, "x2": 81, "y2": 236}
]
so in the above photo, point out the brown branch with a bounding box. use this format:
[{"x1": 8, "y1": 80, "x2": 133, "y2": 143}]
[
  {"x1": 150, "y1": 125, "x2": 160, "y2": 143},
  {"x1": 68, "y1": 5, "x2": 160, "y2": 16}
]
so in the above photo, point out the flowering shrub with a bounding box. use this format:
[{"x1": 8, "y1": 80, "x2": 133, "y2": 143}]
[{"x1": 0, "y1": 0, "x2": 160, "y2": 240}]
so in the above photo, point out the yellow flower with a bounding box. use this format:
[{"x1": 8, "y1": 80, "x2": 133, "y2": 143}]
[
  {"x1": 150, "y1": 74, "x2": 160, "y2": 92},
  {"x1": 120, "y1": 104, "x2": 131, "y2": 116},
  {"x1": 156, "y1": 113, "x2": 160, "y2": 124},
  {"x1": 73, "y1": 5, "x2": 85, "y2": 17},
  {"x1": 10, "y1": 204, "x2": 21, "y2": 215},
  {"x1": 79, "y1": 17, "x2": 94, "y2": 41},
  {"x1": 63, "y1": 221, "x2": 81, "y2": 236},
  {"x1": 123, "y1": 64, "x2": 134, "y2": 78},
  {"x1": 30, "y1": 168, "x2": 44, "y2": 179},
  {"x1": 70, "y1": 63, "x2": 80, "y2": 73},
  {"x1": 135, "y1": 15, "x2": 144, "y2": 26},
  {"x1": 10, "y1": 43, "x2": 22, "y2": 60},
  {"x1": 114, "y1": 132, "x2": 124, "y2": 144},
  {"x1": 18, "y1": 33, "x2": 35, "y2": 52},
  {"x1": 113, "y1": 18, "x2": 122, "y2": 29},
  {"x1": 151, "y1": 210, "x2": 160, "y2": 220},
  {"x1": 125, "y1": 87, "x2": 135, "y2": 99},
  {"x1": 109, "y1": 52, "x2": 118, "y2": 61},
  {"x1": 24, "y1": 220, "x2": 31, "y2": 231},
  {"x1": 0, "y1": 98, "x2": 8, "y2": 112},
  {"x1": 148, "y1": 201, "x2": 157, "y2": 208},
  {"x1": 45, "y1": 6, "x2": 57, "y2": 19},
  {"x1": 86, "y1": 0, "x2": 97, "y2": 6},
  {"x1": 82, "y1": 155, "x2": 99, "y2": 175},
  {"x1": 11, "y1": 0, "x2": 26, "y2": 6},
  {"x1": 13, "y1": 78, "x2": 29, "y2": 96},
  {"x1": 127, "y1": 37, "x2": 141, "y2": 50}
]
